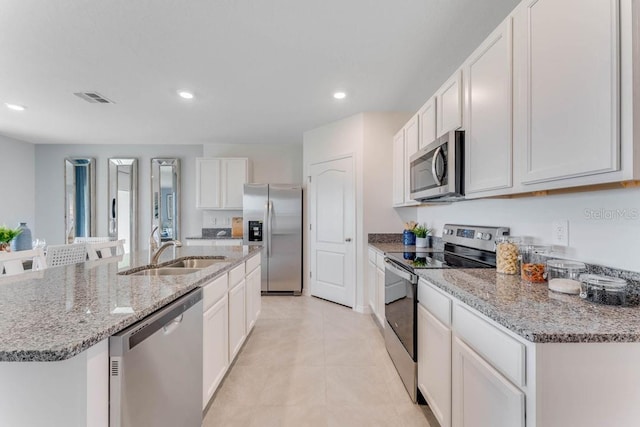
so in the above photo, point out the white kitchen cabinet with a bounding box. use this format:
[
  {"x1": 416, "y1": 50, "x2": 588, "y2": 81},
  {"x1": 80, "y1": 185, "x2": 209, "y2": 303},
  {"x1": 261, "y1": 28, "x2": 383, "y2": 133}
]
[
  {"x1": 452, "y1": 336, "x2": 525, "y2": 427},
  {"x1": 436, "y1": 70, "x2": 463, "y2": 138},
  {"x1": 375, "y1": 261, "x2": 385, "y2": 327},
  {"x1": 228, "y1": 279, "x2": 246, "y2": 361},
  {"x1": 418, "y1": 304, "x2": 452, "y2": 427},
  {"x1": 202, "y1": 294, "x2": 228, "y2": 409},
  {"x1": 196, "y1": 157, "x2": 249, "y2": 209},
  {"x1": 464, "y1": 18, "x2": 514, "y2": 197},
  {"x1": 418, "y1": 96, "x2": 437, "y2": 149},
  {"x1": 392, "y1": 115, "x2": 420, "y2": 207},
  {"x1": 367, "y1": 248, "x2": 377, "y2": 315},
  {"x1": 245, "y1": 259, "x2": 261, "y2": 333},
  {"x1": 514, "y1": 0, "x2": 620, "y2": 186}
]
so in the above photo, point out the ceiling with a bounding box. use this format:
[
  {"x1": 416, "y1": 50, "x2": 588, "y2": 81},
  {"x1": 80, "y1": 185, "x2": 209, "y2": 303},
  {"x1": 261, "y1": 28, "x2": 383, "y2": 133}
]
[{"x1": 0, "y1": 0, "x2": 520, "y2": 145}]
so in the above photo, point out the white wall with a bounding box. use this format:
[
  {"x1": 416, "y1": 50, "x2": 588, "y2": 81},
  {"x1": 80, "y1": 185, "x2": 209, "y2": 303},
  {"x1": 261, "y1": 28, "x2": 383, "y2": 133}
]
[
  {"x1": 0, "y1": 136, "x2": 35, "y2": 230},
  {"x1": 416, "y1": 186, "x2": 640, "y2": 272},
  {"x1": 34, "y1": 144, "x2": 203, "y2": 247}
]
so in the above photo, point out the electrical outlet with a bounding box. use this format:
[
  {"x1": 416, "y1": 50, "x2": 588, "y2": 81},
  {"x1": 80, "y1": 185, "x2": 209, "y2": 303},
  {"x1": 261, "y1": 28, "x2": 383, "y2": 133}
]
[{"x1": 552, "y1": 220, "x2": 569, "y2": 246}]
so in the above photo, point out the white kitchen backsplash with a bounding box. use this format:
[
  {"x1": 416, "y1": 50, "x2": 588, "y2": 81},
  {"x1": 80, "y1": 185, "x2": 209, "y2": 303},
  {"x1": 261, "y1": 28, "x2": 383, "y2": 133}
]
[
  {"x1": 202, "y1": 210, "x2": 242, "y2": 228},
  {"x1": 415, "y1": 186, "x2": 640, "y2": 272}
]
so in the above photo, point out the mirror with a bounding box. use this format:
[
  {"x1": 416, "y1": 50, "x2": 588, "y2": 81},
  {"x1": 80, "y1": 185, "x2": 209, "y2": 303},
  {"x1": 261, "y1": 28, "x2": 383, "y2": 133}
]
[
  {"x1": 65, "y1": 157, "x2": 96, "y2": 243},
  {"x1": 108, "y1": 158, "x2": 138, "y2": 254},
  {"x1": 151, "y1": 158, "x2": 180, "y2": 243}
]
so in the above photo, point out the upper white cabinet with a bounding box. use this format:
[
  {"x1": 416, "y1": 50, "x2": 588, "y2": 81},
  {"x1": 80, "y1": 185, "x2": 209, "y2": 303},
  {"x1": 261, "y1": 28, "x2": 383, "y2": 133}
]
[
  {"x1": 464, "y1": 18, "x2": 514, "y2": 196},
  {"x1": 436, "y1": 70, "x2": 463, "y2": 138},
  {"x1": 196, "y1": 158, "x2": 249, "y2": 209},
  {"x1": 392, "y1": 114, "x2": 420, "y2": 207},
  {"x1": 514, "y1": 0, "x2": 620, "y2": 185},
  {"x1": 418, "y1": 96, "x2": 437, "y2": 149}
]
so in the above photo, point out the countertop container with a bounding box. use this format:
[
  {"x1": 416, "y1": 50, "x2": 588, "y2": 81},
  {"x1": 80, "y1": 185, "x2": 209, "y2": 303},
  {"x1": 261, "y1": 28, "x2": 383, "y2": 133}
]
[
  {"x1": 520, "y1": 245, "x2": 551, "y2": 283},
  {"x1": 496, "y1": 236, "x2": 521, "y2": 275},
  {"x1": 547, "y1": 259, "x2": 586, "y2": 294},
  {"x1": 579, "y1": 274, "x2": 628, "y2": 306}
]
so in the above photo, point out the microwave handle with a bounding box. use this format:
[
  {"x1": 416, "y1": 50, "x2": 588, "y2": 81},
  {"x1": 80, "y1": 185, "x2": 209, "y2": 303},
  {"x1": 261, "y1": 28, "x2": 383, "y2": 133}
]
[{"x1": 431, "y1": 146, "x2": 443, "y2": 186}]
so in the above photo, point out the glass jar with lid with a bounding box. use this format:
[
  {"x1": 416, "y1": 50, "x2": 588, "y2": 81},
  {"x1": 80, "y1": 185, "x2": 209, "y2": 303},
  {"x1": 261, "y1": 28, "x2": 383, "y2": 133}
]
[
  {"x1": 546, "y1": 259, "x2": 586, "y2": 294},
  {"x1": 519, "y1": 245, "x2": 551, "y2": 283},
  {"x1": 495, "y1": 236, "x2": 522, "y2": 275},
  {"x1": 579, "y1": 274, "x2": 628, "y2": 305}
]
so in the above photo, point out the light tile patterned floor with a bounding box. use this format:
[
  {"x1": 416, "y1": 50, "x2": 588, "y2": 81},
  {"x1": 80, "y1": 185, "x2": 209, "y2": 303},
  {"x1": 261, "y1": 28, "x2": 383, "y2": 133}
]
[{"x1": 203, "y1": 295, "x2": 433, "y2": 427}]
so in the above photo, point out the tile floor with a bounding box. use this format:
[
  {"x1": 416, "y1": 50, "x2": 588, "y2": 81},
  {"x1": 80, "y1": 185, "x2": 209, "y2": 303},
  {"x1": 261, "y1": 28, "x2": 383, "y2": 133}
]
[{"x1": 203, "y1": 295, "x2": 434, "y2": 427}]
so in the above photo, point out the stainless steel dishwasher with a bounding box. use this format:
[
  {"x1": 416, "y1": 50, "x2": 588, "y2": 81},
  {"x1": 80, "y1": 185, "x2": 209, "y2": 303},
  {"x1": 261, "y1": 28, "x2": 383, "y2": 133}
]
[{"x1": 109, "y1": 288, "x2": 203, "y2": 427}]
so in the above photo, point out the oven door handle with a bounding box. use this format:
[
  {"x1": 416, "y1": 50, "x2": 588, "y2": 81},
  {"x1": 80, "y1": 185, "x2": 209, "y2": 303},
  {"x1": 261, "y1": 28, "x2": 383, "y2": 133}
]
[{"x1": 384, "y1": 258, "x2": 418, "y2": 284}]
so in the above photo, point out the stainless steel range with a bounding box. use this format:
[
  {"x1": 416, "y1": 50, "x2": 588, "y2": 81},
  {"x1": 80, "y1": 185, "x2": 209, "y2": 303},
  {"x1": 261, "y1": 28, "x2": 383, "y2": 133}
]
[{"x1": 383, "y1": 224, "x2": 509, "y2": 402}]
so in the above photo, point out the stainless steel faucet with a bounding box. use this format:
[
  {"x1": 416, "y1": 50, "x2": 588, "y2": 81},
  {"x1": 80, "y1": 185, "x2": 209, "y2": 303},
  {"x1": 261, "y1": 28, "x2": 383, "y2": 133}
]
[
  {"x1": 149, "y1": 226, "x2": 160, "y2": 253},
  {"x1": 150, "y1": 240, "x2": 183, "y2": 265}
]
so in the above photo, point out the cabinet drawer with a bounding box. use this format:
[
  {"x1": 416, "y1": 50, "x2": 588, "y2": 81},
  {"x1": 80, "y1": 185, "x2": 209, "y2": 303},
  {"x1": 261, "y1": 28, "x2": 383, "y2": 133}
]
[
  {"x1": 203, "y1": 274, "x2": 228, "y2": 311},
  {"x1": 418, "y1": 279, "x2": 452, "y2": 327},
  {"x1": 245, "y1": 253, "x2": 260, "y2": 273},
  {"x1": 368, "y1": 248, "x2": 377, "y2": 263},
  {"x1": 228, "y1": 263, "x2": 245, "y2": 287},
  {"x1": 376, "y1": 252, "x2": 385, "y2": 270},
  {"x1": 453, "y1": 303, "x2": 526, "y2": 387}
]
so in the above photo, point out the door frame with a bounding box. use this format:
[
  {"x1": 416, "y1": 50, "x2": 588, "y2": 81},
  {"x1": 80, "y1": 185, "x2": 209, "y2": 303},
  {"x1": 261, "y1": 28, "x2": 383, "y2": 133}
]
[{"x1": 307, "y1": 153, "x2": 357, "y2": 309}]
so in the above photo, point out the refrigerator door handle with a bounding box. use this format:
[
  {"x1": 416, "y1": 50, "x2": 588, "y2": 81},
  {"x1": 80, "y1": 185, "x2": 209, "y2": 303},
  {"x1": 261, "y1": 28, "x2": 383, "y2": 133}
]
[
  {"x1": 268, "y1": 200, "x2": 273, "y2": 258},
  {"x1": 264, "y1": 202, "x2": 269, "y2": 258}
]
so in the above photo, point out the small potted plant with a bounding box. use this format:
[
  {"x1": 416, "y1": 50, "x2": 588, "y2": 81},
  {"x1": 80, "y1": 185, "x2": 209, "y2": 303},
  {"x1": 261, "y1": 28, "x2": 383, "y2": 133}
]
[
  {"x1": 0, "y1": 226, "x2": 22, "y2": 252},
  {"x1": 413, "y1": 224, "x2": 431, "y2": 248},
  {"x1": 403, "y1": 221, "x2": 417, "y2": 246}
]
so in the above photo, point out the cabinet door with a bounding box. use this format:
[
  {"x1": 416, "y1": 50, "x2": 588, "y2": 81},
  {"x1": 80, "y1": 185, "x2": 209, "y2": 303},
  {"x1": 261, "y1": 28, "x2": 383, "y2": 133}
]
[
  {"x1": 375, "y1": 267, "x2": 385, "y2": 327},
  {"x1": 404, "y1": 114, "x2": 420, "y2": 205},
  {"x1": 222, "y1": 159, "x2": 247, "y2": 209},
  {"x1": 418, "y1": 304, "x2": 452, "y2": 427},
  {"x1": 392, "y1": 129, "x2": 405, "y2": 206},
  {"x1": 516, "y1": 0, "x2": 619, "y2": 184},
  {"x1": 228, "y1": 280, "x2": 246, "y2": 361},
  {"x1": 419, "y1": 97, "x2": 437, "y2": 149},
  {"x1": 368, "y1": 260, "x2": 377, "y2": 314},
  {"x1": 196, "y1": 158, "x2": 221, "y2": 209},
  {"x1": 465, "y1": 19, "x2": 513, "y2": 195},
  {"x1": 203, "y1": 295, "x2": 229, "y2": 409},
  {"x1": 452, "y1": 337, "x2": 525, "y2": 427},
  {"x1": 437, "y1": 70, "x2": 463, "y2": 137},
  {"x1": 245, "y1": 266, "x2": 261, "y2": 332}
]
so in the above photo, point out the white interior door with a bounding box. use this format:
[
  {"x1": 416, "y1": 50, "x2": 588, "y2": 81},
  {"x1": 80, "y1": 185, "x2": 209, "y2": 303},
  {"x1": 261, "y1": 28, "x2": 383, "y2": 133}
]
[{"x1": 309, "y1": 156, "x2": 355, "y2": 308}]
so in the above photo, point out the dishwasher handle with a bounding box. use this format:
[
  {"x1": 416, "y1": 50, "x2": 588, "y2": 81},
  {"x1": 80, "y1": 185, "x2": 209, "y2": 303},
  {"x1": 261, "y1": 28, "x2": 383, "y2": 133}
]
[{"x1": 110, "y1": 288, "x2": 202, "y2": 354}]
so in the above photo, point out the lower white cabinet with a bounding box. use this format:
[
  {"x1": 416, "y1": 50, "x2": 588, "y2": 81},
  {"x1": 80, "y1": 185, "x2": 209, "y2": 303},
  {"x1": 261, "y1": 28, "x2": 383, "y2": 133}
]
[
  {"x1": 452, "y1": 336, "x2": 525, "y2": 427},
  {"x1": 228, "y1": 279, "x2": 247, "y2": 361},
  {"x1": 418, "y1": 304, "x2": 452, "y2": 427},
  {"x1": 245, "y1": 262, "x2": 261, "y2": 333},
  {"x1": 375, "y1": 263, "x2": 385, "y2": 327},
  {"x1": 202, "y1": 295, "x2": 229, "y2": 409},
  {"x1": 367, "y1": 256, "x2": 377, "y2": 315}
]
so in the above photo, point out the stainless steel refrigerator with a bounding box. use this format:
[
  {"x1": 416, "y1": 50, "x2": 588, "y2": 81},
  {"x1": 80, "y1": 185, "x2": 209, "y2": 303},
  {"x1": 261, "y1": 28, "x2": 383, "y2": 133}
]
[{"x1": 243, "y1": 184, "x2": 302, "y2": 294}]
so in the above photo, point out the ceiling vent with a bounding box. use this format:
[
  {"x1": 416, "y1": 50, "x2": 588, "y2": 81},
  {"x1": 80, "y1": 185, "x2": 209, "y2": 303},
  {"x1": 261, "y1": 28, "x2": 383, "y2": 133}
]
[{"x1": 74, "y1": 92, "x2": 114, "y2": 104}]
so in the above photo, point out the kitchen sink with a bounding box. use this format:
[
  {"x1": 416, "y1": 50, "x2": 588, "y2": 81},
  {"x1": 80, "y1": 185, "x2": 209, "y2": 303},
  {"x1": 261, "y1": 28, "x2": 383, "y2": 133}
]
[
  {"x1": 126, "y1": 267, "x2": 201, "y2": 276},
  {"x1": 165, "y1": 258, "x2": 226, "y2": 269}
]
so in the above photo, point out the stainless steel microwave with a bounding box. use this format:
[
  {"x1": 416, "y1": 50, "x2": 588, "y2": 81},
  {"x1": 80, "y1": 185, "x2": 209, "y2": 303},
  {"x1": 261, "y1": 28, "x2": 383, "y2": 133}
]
[{"x1": 409, "y1": 130, "x2": 464, "y2": 202}]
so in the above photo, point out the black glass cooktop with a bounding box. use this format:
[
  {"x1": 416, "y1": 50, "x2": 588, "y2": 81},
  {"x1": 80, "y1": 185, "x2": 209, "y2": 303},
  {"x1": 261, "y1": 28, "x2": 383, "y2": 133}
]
[{"x1": 386, "y1": 246, "x2": 496, "y2": 271}]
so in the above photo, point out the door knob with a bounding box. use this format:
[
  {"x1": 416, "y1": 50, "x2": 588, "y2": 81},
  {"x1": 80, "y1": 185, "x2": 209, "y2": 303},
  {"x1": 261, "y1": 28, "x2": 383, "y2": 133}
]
[{"x1": 345, "y1": 238, "x2": 352, "y2": 242}]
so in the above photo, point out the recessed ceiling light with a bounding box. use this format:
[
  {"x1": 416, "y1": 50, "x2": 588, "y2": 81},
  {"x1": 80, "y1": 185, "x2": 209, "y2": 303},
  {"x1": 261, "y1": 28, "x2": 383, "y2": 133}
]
[
  {"x1": 333, "y1": 92, "x2": 347, "y2": 100},
  {"x1": 5, "y1": 103, "x2": 26, "y2": 111},
  {"x1": 177, "y1": 90, "x2": 194, "y2": 100}
]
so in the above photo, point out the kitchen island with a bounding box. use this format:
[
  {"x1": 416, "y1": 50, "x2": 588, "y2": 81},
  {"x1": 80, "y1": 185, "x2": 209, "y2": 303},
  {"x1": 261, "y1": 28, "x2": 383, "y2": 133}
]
[{"x1": 0, "y1": 245, "x2": 260, "y2": 427}]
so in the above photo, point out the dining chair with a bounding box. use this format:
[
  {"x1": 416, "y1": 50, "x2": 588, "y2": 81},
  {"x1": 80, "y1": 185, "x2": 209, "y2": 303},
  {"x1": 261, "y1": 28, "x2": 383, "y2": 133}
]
[
  {"x1": 85, "y1": 239, "x2": 125, "y2": 261},
  {"x1": 45, "y1": 243, "x2": 87, "y2": 267},
  {"x1": 0, "y1": 248, "x2": 47, "y2": 276}
]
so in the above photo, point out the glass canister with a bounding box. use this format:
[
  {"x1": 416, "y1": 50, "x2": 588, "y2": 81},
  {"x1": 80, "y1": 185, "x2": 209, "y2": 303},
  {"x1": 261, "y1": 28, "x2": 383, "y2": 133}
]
[
  {"x1": 496, "y1": 236, "x2": 521, "y2": 275},
  {"x1": 520, "y1": 245, "x2": 551, "y2": 283},
  {"x1": 546, "y1": 259, "x2": 586, "y2": 294},
  {"x1": 579, "y1": 274, "x2": 628, "y2": 305}
]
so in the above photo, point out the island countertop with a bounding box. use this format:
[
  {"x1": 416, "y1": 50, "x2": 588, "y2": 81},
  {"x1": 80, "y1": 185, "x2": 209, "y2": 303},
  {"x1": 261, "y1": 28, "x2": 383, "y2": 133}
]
[{"x1": 0, "y1": 245, "x2": 260, "y2": 362}]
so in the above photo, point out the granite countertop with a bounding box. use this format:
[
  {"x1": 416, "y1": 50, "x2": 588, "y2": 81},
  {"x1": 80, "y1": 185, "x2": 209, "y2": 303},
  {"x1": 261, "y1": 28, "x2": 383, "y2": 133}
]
[
  {"x1": 369, "y1": 239, "x2": 640, "y2": 344},
  {"x1": 0, "y1": 245, "x2": 260, "y2": 362}
]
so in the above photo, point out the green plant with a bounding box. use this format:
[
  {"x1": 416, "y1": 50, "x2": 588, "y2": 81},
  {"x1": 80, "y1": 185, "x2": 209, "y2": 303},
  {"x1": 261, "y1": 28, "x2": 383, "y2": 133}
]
[
  {"x1": 413, "y1": 224, "x2": 430, "y2": 238},
  {"x1": 0, "y1": 226, "x2": 22, "y2": 243}
]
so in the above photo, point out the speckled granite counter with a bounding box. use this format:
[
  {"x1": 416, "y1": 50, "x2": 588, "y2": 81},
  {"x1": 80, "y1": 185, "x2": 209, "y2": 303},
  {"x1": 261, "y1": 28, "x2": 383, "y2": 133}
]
[
  {"x1": 0, "y1": 245, "x2": 260, "y2": 362},
  {"x1": 368, "y1": 242, "x2": 439, "y2": 254},
  {"x1": 418, "y1": 268, "x2": 640, "y2": 343}
]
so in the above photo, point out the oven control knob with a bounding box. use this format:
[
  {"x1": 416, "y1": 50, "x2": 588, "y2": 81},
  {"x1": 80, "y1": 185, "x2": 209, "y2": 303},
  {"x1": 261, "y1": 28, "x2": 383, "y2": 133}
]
[
  {"x1": 475, "y1": 233, "x2": 483, "y2": 239},
  {"x1": 482, "y1": 233, "x2": 492, "y2": 240},
  {"x1": 443, "y1": 228, "x2": 450, "y2": 235}
]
